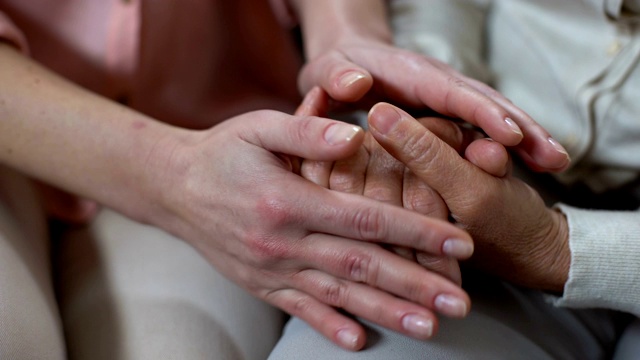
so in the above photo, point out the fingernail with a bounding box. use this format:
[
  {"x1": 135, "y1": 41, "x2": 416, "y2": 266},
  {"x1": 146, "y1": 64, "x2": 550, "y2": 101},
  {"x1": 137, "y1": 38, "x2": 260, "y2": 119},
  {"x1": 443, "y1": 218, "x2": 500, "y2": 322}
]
[
  {"x1": 442, "y1": 238, "x2": 474, "y2": 258},
  {"x1": 434, "y1": 294, "x2": 469, "y2": 318},
  {"x1": 369, "y1": 104, "x2": 402, "y2": 134},
  {"x1": 505, "y1": 117, "x2": 523, "y2": 137},
  {"x1": 337, "y1": 328, "x2": 360, "y2": 349},
  {"x1": 339, "y1": 71, "x2": 367, "y2": 88},
  {"x1": 402, "y1": 314, "x2": 433, "y2": 338},
  {"x1": 548, "y1": 137, "x2": 571, "y2": 161},
  {"x1": 324, "y1": 123, "x2": 361, "y2": 145}
]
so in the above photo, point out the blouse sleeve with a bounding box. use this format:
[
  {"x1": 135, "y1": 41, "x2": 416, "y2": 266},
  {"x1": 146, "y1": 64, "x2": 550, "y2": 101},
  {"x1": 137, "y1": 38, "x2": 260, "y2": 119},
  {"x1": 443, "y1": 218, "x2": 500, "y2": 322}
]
[{"x1": 554, "y1": 203, "x2": 640, "y2": 316}]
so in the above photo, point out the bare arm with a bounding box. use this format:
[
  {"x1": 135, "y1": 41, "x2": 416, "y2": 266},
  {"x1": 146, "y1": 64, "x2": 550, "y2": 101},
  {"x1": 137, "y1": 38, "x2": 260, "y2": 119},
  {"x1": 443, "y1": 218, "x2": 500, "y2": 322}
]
[
  {"x1": 0, "y1": 44, "x2": 476, "y2": 351},
  {"x1": 0, "y1": 43, "x2": 182, "y2": 224}
]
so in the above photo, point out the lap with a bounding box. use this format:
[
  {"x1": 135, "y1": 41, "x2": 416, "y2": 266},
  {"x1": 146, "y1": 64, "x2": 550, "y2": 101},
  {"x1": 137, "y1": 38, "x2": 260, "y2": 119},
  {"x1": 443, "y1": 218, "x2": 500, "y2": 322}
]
[
  {"x1": 269, "y1": 272, "x2": 628, "y2": 359},
  {"x1": 0, "y1": 166, "x2": 66, "y2": 360},
  {"x1": 613, "y1": 318, "x2": 640, "y2": 360},
  {"x1": 55, "y1": 208, "x2": 285, "y2": 360}
]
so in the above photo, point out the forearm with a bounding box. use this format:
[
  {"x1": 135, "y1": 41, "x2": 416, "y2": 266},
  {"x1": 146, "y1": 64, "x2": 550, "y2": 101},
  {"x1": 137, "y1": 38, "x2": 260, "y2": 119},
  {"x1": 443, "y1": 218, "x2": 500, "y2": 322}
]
[
  {"x1": 288, "y1": 0, "x2": 392, "y2": 59},
  {"x1": 0, "y1": 44, "x2": 188, "y2": 223}
]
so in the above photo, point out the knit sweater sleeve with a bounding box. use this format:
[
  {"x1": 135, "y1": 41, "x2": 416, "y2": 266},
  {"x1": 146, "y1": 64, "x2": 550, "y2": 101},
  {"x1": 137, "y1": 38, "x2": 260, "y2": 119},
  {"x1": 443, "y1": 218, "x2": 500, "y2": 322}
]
[{"x1": 554, "y1": 203, "x2": 640, "y2": 316}]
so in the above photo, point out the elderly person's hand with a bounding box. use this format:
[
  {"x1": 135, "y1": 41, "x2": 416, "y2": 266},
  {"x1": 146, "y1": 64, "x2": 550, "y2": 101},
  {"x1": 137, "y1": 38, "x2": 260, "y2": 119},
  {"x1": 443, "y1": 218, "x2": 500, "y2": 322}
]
[
  {"x1": 367, "y1": 103, "x2": 570, "y2": 292},
  {"x1": 297, "y1": 88, "x2": 511, "y2": 286}
]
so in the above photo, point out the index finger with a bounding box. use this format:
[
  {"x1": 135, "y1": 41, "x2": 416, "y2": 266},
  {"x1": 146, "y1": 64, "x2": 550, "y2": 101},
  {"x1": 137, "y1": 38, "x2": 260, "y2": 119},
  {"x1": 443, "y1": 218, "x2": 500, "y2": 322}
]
[
  {"x1": 367, "y1": 102, "x2": 487, "y2": 202},
  {"x1": 280, "y1": 177, "x2": 473, "y2": 259}
]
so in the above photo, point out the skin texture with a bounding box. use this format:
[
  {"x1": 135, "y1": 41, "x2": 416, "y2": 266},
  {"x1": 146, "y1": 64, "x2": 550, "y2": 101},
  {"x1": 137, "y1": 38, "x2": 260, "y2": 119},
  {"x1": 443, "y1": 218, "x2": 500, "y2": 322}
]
[
  {"x1": 299, "y1": 88, "x2": 511, "y2": 286},
  {"x1": 0, "y1": 0, "x2": 572, "y2": 352},
  {"x1": 43, "y1": 0, "x2": 567, "y2": 225},
  {"x1": 367, "y1": 103, "x2": 571, "y2": 292},
  {"x1": 289, "y1": 0, "x2": 571, "y2": 173},
  {"x1": 0, "y1": 44, "x2": 474, "y2": 351},
  {"x1": 297, "y1": 94, "x2": 570, "y2": 293}
]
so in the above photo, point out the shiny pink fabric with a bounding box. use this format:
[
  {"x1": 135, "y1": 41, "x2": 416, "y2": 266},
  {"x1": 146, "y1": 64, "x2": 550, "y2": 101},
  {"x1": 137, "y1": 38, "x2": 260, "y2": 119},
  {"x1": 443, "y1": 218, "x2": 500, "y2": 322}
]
[{"x1": 0, "y1": 0, "x2": 302, "y2": 128}]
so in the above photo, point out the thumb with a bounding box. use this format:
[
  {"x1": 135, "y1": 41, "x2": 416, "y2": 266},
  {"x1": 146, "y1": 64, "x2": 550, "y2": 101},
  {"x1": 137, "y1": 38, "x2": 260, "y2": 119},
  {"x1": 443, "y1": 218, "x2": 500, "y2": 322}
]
[
  {"x1": 238, "y1": 110, "x2": 365, "y2": 162},
  {"x1": 465, "y1": 139, "x2": 511, "y2": 178},
  {"x1": 367, "y1": 103, "x2": 484, "y2": 201},
  {"x1": 299, "y1": 52, "x2": 373, "y2": 102}
]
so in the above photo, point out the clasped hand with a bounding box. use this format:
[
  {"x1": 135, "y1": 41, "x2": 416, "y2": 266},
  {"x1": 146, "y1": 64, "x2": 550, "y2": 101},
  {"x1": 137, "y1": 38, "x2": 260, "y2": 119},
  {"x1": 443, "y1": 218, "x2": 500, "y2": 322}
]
[
  {"x1": 296, "y1": 91, "x2": 571, "y2": 348},
  {"x1": 160, "y1": 105, "x2": 474, "y2": 351}
]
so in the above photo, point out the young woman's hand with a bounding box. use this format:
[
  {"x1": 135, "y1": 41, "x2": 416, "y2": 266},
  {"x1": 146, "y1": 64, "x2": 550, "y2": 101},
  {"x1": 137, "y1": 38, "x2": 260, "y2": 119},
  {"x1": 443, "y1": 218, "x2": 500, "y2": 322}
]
[
  {"x1": 287, "y1": 0, "x2": 570, "y2": 173},
  {"x1": 158, "y1": 107, "x2": 474, "y2": 351}
]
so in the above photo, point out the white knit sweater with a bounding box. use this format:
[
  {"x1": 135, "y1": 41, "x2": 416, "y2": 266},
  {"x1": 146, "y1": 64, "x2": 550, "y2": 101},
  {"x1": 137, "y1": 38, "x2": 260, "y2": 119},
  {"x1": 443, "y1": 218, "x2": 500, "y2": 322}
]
[{"x1": 391, "y1": 0, "x2": 640, "y2": 316}]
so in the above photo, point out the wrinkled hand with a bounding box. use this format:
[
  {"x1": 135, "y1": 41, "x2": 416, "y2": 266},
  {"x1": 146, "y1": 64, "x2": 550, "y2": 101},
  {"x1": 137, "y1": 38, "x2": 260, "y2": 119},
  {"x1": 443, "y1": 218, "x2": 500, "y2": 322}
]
[
  {"x1": 367, "y1": 103, "x2": 571, "y2": 292},
  {"x1": 297, "y1": 88, "x2": 511, "y2": 285},
  {"x1": 300, "y1": 38, "x2": 571, "y2": 173},
  {"x1": 160, "y1": 108, "x2": 474, "y2": 350}
]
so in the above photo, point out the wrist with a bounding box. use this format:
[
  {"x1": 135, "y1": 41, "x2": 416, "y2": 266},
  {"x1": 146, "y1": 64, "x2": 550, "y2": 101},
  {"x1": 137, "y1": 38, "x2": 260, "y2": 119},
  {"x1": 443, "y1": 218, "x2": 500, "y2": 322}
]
[
  {"x1": 290, "y1": 0, "x2": 392, "y2": 59},
  {"x1": 124, "y1": 123, "x2": 196, "y2": 229},
  {"x1": 537, "y1": 208, "x2": 571, "y2": 292}
]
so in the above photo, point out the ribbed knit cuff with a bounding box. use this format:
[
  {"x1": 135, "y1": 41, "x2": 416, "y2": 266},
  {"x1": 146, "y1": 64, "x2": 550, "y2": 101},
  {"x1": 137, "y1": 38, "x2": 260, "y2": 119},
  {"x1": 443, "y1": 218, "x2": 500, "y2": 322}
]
[{"x1": 553, "y1": 204, "x2": 640, "y2": 316}]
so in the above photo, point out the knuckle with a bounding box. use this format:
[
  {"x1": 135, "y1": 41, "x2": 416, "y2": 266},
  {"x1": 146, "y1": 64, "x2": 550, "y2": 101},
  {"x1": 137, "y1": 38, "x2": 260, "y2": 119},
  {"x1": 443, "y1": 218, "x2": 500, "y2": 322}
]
[
  {"x1": 403, "y1": 277, "x2": 430, "y2": 303},
  {"x1": 352, "y1": 206, "x2": 386, "y2": 241},
  {"x1": 447, "y1": 76, "x2": 469, "y2": 89},
  {"x1": 244, "y1": 231, "x2": 291, "y2": 266},
  {"x1": 404, "y1": 129, "x2": 442, "y2": 174},
  {"x1": 443, "y1": 76, "x2": 471, "y2": 115},
  {"x1": 330, "y1": 172, "x2": 364, "y2": 194},
  {"x1": 405, "y1": 187, "x2": 447, "y2": 218},
  {"x1": 254, "y1": 193, "x2": 296, "y2": 228},
  {"x1": 416, "y1": 253, "x2": 450, "y2": 272},
  {"x1": 364, "y1": 186, "x2": 397, "y2": 204},
  {"x1": 317, "y1": 279, "x2": 348, "y2": 307},
  {"x1": 293, "y1": 116, "x2": 317, "y2": 140},
  {"x1": 301, "y1": 160, "x2": 332, "y2": 186},
  {"x1": 289, "y1": 295, "x2": 314, "y2": 317},
  {"x1": 341, "y1": 250, "x2": 378, "y2": 284}
]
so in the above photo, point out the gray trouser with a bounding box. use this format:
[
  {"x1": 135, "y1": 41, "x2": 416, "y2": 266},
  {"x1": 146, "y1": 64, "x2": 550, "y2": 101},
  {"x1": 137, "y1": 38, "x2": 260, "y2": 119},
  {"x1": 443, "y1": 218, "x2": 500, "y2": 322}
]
[
  {"x1": 0, "y1": 166, "x2": 284, "y2": 360},
  {"x1": 270, "y1": 273, "x2": 633, "y2": 360}
]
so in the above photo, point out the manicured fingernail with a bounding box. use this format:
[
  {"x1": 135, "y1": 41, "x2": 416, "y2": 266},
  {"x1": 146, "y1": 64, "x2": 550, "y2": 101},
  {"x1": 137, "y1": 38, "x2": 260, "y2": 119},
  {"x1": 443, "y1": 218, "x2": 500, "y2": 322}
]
[
  {"x1": 434, "y1": 294, "x2": 469, "y2": 318},
  {"x1": 505, "y1": 117, "x2": 523, "y2": 137},
  {"x1": 442, "y1": 238, "x2": 474, "y2": 258},
  {"x1": 324, "y1": 123, "x2": 361, "y2": 145},
  {"x1": 402, "y1": 314, "x2": 433, "y2": 338},
  {"x1": 548, "y1": 137, "x2": 570, "y2": 160},
  {"x1": 337, "y1": 328, "x2": 360, "y2": 349},
  {"x1": 369, "y1": 104, "x2": 402, "y2": 134},
  {"x1": 339, "y1": 71, "x2": 367, "y2": 88}
]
